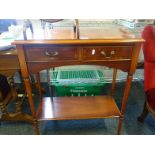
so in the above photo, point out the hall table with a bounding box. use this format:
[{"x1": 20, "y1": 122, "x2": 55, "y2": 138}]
[{"x1": 12, "y1": 23, "x2": 144, "y2": 134}]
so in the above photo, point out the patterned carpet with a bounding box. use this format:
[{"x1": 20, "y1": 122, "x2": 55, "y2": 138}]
[{"x1": 0, "y1": 81, "x2": 155, "y2": 135}]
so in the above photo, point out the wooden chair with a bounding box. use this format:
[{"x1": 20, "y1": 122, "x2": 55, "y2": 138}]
[{"x1": 138, "y1": 25, "x2": 155, "y2": 122}]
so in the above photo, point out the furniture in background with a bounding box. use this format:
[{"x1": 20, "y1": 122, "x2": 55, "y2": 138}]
[
  {"x1": 0, "y1": 49, "x2": 33, "y2": 123},
  {"x1": 138, "y1": 25, "x2": 155, "y2": 122},
  {"x1": 0, "y1": 74, "x2": 11, "y2": 112},
  {"x1": 0, "y1": 20, "x2": 57, "y2": 130},
  {"x1": 0, "y1": 20, "x2": 23, "y2": 121},
  {"x1": 0, "y1": 19, "x2": 44, "y2": 122},
  {"x1": 40, "y1": 19, "x2": 63, "y2": 29},
  {"x1": 40, "y1": 19, "x2": 79, "y2": 37},
  {"x1": 0, "y1": 48, "x2": 45, "y2": 125},
  {"x1": 0, "y1": 20, "x2": 49, "y2": 125}
]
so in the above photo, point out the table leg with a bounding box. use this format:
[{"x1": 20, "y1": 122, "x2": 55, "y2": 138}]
[
  {"x1": 117, "y1": 74, "x2": 133, "y2": 134},
  {"x1": 24, "y1": 77, "x2": 40, "y2": 134},
  {"x1": 111, "y1": 68, "x2": 117, "y2": 96},
  {"x1": 33, "y1": 118, "x2": 40, "y2": 135},
  {"x1": 117, "y1": 116, "x2": 124, "y2": 135},
  {"x1": 35, "y1": 72, "x2": 43, "y2": 97}
]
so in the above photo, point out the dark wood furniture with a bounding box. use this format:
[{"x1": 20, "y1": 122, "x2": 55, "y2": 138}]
[
  {"x1": 0, "y1": 49, "x2": 35, "y2": 123},
  {"x1": 138, "y1": 100, "x2": 155, "y2": 122},
  {"x1": 0, "y1": 49, "x2": 20, "y2": 109},
  {"x1": 13, "y1": 21, "x2": 143, "y2": 134},
  {"x1": 0, "y1": 74, "x2": 11, "y2": 110}
]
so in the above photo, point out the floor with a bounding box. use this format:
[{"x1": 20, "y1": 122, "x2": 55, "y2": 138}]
[{"x1": 0, "y1": 81, "x2": 155, "y2": 135}]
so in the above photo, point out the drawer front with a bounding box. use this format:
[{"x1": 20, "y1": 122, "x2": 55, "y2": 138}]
[
  {"x1": 0, "y1": 55, "x2": 20, "y2": 70},
  {"x1": 82, "y1": 46, "x2": 133, "y2": 60},
  {"x1": 25, "y1": 46, "x2": 79, "y2": 62}
]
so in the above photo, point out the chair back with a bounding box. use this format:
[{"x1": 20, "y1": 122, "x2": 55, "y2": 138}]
[
  {"x1": 142, "y1": 25, "x2": 155, "y2": 62},
  {"x1": 142, "y1": 25, "x2": 155, "y2": 92}
]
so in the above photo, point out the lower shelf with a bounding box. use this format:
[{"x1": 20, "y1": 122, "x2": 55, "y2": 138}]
[{"x1": 36, "y1": 96, "x2": 121, "y2": 121}]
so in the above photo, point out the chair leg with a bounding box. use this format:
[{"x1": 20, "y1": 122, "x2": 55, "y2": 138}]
[{"x1": 137, "y1": 101, "x2": 149, "y2": 122}]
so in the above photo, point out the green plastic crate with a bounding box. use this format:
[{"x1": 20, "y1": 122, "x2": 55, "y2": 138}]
[{"x1": 50, "y1": 69, "x2": 105, "y2": 96}]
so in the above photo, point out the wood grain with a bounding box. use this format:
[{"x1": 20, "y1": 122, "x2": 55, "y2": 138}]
[
  {"x1": 12, "y1": 24, "x2": 143, "y2": 134},
  {"x1": 37, "y1": 96, "x2": 121, "y2": 120}
]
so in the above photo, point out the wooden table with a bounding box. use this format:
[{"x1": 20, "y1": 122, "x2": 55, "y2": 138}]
[
  {"x1": 13, "y1": 22, "x2": 144, "y2": 134},
  {"x1": 0, "y1": 49, "x2": 35, "y2": 123},
  {"x1": 0, "y1": 49, "x2": 20, "y2": 112},
  {"x1": 0, "y1": 49, "x2": 45, "y2": 124}
]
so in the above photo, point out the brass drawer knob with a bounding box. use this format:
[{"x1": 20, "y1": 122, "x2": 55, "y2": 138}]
[
  {"x1": 100, "y1": 51, "x2": 106, "y2": 56},
  {"x1": 45, "y1": 51, "x2": 50, "y2": 56},
  {"x1": 45, "y1": 51, "x2": 59, "y2": 57},
  {"x1": 101, "y1": 50, "x2": 115, "y2": 58},
  {"x1": 111, "y1": 51, "x2": 115, "y2": 55}
]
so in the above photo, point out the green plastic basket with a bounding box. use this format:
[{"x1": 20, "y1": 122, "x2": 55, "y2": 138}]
[{"x1": 50, "y1": 69, "x2": 105, "y2": 96}]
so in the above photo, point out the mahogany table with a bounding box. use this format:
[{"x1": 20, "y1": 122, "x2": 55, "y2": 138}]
[{"x1": 13, "y1": 22, "x2": 144, "y2": 134}]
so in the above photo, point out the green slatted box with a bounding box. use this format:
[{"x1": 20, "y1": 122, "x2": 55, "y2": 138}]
[{"x1": 50, "y1": 69, "x2": 105, "y2": 96}]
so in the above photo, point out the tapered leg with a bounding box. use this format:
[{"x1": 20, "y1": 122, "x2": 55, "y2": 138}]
[
  {"x1": 47, "y1": 69, "x2": 52, "y2": 96},
  {"x1": 24, "y1": 77, "x2": 40, "y2": 134},
  {"x1": 30, "y1": 73, "x2": 45, "y2": 96},
  {"x1": 117, "y1": 116, "x2": 124, "y2": 135},
  {"x1": 117, "y1": 74, "x2": 133, "y2": 134},
  {"x1": 33, "y1": 119, "x2": 40, "y2": 135},
  {"x1": 35, "y1": 73, "x2": 43, "y2": 97},
  {"x1": 137, "y1": 101, "x2": 148, "y2": 122},
  {"x1": 111, "y1": 68, "x2": 117, "y2": 96}
]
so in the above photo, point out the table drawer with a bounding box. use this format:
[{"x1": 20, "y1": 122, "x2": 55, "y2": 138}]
[
  {"x1": 25, "y1": 46, "x2": 79, "y2": 62},
  {"x1": 82, "y1": 46, "x2": 133, "y2": 60},
  {"x1": 0, "y1": 55, "x2": 20, "y2": 70}
]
